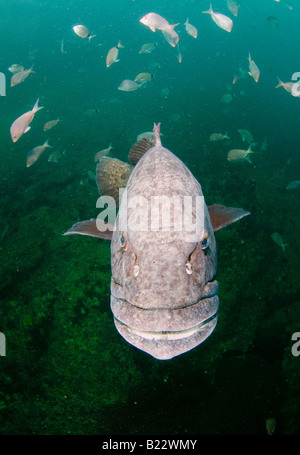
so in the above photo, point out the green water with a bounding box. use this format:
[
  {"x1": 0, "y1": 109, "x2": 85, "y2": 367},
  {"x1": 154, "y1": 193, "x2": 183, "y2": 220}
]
[{"x1": 0, "y1": 0, "x2": 299, "y2": 435}]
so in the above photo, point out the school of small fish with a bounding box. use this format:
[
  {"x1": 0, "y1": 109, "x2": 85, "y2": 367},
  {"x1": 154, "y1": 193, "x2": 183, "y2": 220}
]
[{"x1": 7, "y1": 1, "x2": 298, "y2": 222}]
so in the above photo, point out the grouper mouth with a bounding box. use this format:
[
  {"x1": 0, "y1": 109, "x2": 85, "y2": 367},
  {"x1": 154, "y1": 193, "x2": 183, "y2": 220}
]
[
  {"x1": 110, "y1": 283, "x2": 219, "y2": 359},
  {"x1": 114, "y1": 310, "x2": 218, "y2": 341}
]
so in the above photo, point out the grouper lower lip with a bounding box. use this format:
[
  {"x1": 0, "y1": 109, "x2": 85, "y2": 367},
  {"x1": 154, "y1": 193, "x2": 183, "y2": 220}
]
[
  {"x1": 113, "y1": 310, "x2": 218, "y2": 360},
  {"x1": 114, "y1": 311, "x2": 218, "y2": 339}
]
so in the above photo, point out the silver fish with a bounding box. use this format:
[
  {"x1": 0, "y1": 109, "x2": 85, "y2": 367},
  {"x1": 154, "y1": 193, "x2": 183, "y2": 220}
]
[
  {"x1": 134, "y1": 72, "x2": 153, "y2": 84},
  {"x1": 64, "y1": 123, "x2": 250, "y2": 360},
  {"x1": 227, "y1": 146, "x2": 254, "y2": 163},
  {"x1": 271, "y1": 232, "x2": 288, "y2": 253},
  {"x1": 118, "y1": 79, "x2": 140, "y2": 91},
  {"x1": 184, "y1": 18, "x2": 198, "y2": 38},
  {"x1": 286, "y1": 180, "x2": 300, "y2": 190},
  {"x1": 73, "y1": 24, "x2": 96, "y2": 41},
  {"x1": 138, "y1": 43, "x2": 157, "y2": 54},
  {"x1": 248, "y1": 53, "x2": 260, "y2": 82},
  {"x1": 94, "y1": 144, "x2": 113, "y2": 162},
  {"x1": 227, "y1": 0, "x2": 239, "y2": 17},
  {"x1": 266, "y1": 417, "x2": 276, "y2": 436},
  {"x1": 140, "y1": 12, "x2": 176, "y2": 32},
  {"x1": 202, "y1": 4, "x2": 233, "y2": 33},
  {"x1": 106, "y1": 41, "x2": 124, "y2": 67},
  {"x1": 136, "y1": 131, "x2": 156, "y2": 142},
  {"x1": 44, "y1": 119, "x2": 60, "y2": 131},
  {"x1": 238, "y1": 129, "x2": 254, "y2": 143},
  {"x1": 10, "y1": 98, "x2": 43, "y2": 143},
  {"x1": 48, "y1": 149, "x2": 64, "y2": 163},
  {"x1": 8, "y1": 64, "x2": 24, "y2": 74},
  {"x1": 276, "y1": 78, "x2": 300, "y2": 97},
  {"x1": 11, "y1": 66, "x2": 35, "y2": 87},
  {"x1": 26, "y1": 140, "x2": 52, "y2": 167},
  {"x1": 210, "y1": 132, "x2": 230, "y2": 141},
  {"x1": 161, "y1": 27, "x2": 180, "y2": 47}
]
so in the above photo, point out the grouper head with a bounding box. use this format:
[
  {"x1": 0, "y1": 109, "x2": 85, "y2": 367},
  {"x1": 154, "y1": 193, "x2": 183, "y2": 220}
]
[
  {"x1": 110, "y1": 123, "x2": 219, "y2": 360},
  {"x1": 64, "y1": 123, "x2": 250, "y2": 360}
]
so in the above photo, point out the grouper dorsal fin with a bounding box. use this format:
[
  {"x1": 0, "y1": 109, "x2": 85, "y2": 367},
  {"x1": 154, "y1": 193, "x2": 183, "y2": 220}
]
[
  {"x1": 128, "y1": 137, "x2": 155, "y2": 165},
  {"x1": 208, "y1": 204, "x2": 250, "y2": 232},
  {"x1": 153, "y1": 122, "x2": 162, "y2": 146},
  {"x1": 63, "y1": 218, "x2": 113, "y2": 240}
]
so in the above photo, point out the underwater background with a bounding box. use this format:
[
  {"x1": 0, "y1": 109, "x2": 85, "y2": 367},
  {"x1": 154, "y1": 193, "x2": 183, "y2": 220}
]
[{"x1": 0, "y1": 0, "x2": 300, "y2": 435}]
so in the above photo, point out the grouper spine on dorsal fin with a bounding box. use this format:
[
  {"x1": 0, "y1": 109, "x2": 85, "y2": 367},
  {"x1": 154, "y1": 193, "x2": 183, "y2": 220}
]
[{"x1": 153, "y1": 122, "x2": 162, "y2": 147}]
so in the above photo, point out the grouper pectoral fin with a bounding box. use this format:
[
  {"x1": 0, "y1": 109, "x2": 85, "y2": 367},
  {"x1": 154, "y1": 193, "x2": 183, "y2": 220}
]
[
  {"x1": 208, "y1": 204, "x2": 250, "y2": 232},
  {"x1": 96, "y1": 157, "x2": 132, "y2": 206},
  {"x1": 63, "y1": 218, "x2": 113, "y2": 240}
]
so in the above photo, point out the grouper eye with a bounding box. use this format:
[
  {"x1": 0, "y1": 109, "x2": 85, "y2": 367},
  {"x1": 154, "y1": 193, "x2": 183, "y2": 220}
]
[
  {"x1": 200, "y1": 229, "x2": 209, "y2": 250},
  {"x1": 120, "y1": 232, "x2": 128, "y2": 251}
]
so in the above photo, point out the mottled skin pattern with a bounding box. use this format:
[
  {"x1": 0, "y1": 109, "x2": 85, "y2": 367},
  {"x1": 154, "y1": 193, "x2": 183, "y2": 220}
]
[{"x1": 110, "y1": 124, "x2": 219, "y2": 360}]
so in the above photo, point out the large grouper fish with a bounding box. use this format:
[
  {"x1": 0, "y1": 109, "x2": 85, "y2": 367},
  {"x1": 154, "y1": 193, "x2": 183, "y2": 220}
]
[{"x1": 64, "y1": 123, "x2": 250, "y2": 360}]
